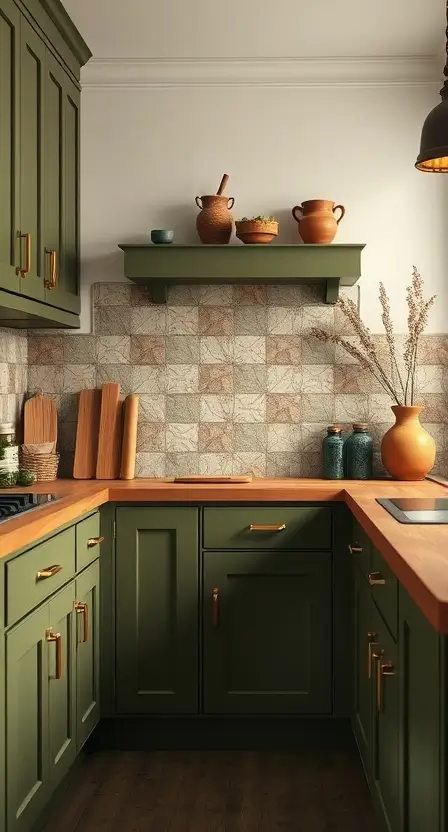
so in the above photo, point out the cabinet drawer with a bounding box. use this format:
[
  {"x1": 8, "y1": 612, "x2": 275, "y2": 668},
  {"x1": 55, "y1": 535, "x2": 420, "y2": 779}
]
[
  {"x1": 369, "y1": 547, "x2": 398, "y2": 640},
  {"x1": 76, "y1": 512, "x2": 101, "y2": 571},
  {"x1": 203, "y1": 507, "x2": 331, "y2": 550},
  {"x1": 6, "y1": 528, "x2": 75, "y2": 625}
]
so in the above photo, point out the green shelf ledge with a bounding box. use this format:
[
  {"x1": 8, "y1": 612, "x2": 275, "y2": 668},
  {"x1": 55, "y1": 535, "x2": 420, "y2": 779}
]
[{"x1": 118, "y1": 243, "x2": 365, "y2": 304}]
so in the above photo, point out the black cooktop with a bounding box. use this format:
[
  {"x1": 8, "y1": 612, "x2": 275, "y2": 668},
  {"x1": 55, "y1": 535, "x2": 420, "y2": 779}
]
[
  {"x1": 0, "y1": 493, "x2": 59, "y2": 524},
  {"x1": 377, "y1": 497, "x2": 448, "y2": 524}
]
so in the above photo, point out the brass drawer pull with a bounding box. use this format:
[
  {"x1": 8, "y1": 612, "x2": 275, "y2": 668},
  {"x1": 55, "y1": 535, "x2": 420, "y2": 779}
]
[
  {"x1": 37, "y1": 564, "x2": 62, "y2": 580},
  {"x1": 44, "y1": 248, "x2": 57, "y2": 289},
  {"x1": 377, "y1": 660, "x2": 395, "y2": 712},
  {"x1": 367, "y1": 632, "x2": 378, "y2": 679},
  {"x1": 87, "y1": 536, "x2": 104, "y2": 548},
  {"x1": 16, "y1": 231, "x2": 31, "y2": 277},
  {"x1": 74, "y1": 601, "x2": 89, "y2": 642},
  {"x1": 249, "y1": 524, "x2": 286, "y2": 532},
  {"x1": 46, "y1": 629, "x2": 62, "y2": 679},
  {"x1": 349, "y1": 544, "x2": 363, "y2": 554},
  {"x1": 212, "y1": 587, "x2": 220, "y2": 628},
  {"x1": 368, "y1": 572, "x2": 386, "y2": 587}
]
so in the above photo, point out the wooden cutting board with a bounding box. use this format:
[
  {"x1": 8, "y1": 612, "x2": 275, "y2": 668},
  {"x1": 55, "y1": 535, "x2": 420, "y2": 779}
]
[
  {"x1": 120, "y1": 395, "x2": 139, "y2": 480},
  {"x1": 73, "y1": 389, "x2": 102, "y2": 479},
  {"x1": 173, "y1": 476, "x2": 253, "y2": 483},
  {"x1": 23, "y1": 389, "x2": 57, "y2": 445},
  {"x1": 96, "y1": 383, "x2": 122, "y2": 480}
]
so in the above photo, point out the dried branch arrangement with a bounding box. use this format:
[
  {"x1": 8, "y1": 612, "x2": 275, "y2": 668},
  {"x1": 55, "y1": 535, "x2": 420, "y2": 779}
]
[{"x1": 311, "y1": 267, "x2": 436, "y2": 406}]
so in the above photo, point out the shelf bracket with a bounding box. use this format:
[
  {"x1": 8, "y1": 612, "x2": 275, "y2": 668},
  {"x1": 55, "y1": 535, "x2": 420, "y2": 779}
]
[
  {"x1": 325, "y1": 278, "x2": 340, "y2": 304},
  {"x1": 149, "y1": 282, "x2": 168, "y2": 304}
]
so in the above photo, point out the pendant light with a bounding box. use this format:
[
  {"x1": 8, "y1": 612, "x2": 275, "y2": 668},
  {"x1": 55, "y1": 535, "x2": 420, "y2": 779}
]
[{"x1": 415, "y1": 0, "x2": 448, "y2": 172}]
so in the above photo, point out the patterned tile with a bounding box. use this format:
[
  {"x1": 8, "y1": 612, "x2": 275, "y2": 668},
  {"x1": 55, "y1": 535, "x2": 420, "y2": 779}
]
[
  {"x1": 417, "y1": 394, "x2": 447, "y2": 423},
  {"x1": 135, "y1": 453, "x2": 166, "y2": 477},
  {"x1": 302, "y1": 365, "x2": 333, "y2": 394},
  {"x1": 27, "y1": 365, "x2": 63, "y2": 394},
  {"x1": 130, "y1": 307, "x2": 166, "y2": 335},
  {"x1": 166, "y1": 423, "x2": 199, "y2": 453},
  {"x1": 165, "y1": 336, "x2": 199, "y2": 364},
  {"x1": 266, "y1": 336, "x2": 301, "y2": 365},
  {"x1": 199, "y1": 365, "x2": 233, "y2": 393},
  {"x1": 62, "y1": 365, "x2": 96, "y2": 393},
  {"x1": 234, "y1": 285, "x2": 267, "y2": 305},
  {"x1": 198, "y1": 307, "x2": 234, "y2": 336},
  {"x1": 267, "y1": 366, "x2": 302, "y2": 394},
  {"x1": 96, "y1": 336, "x2": 130, "y2": 365},
  {"x1": 95, "y1": 307, "x2": 131, "y2": 335},
  {"x1": 418, "y1": 335, "x2": 448, "y2": 366},
  {"x1": 130, "y1": 285, "x2": 154, "y2": 306},
  {"x1": 301, "y1": 423, "x2": 328, "y2": 452},
  {"x1": 302, "y1": 305, "x2": 335, "y2": 335},
  {"x1": 199, "y1": 285, "x2": 233, "y2": 306},
  {"x1": 94, "y1": 283, "x2": 131, "y2": 306},
  {"x1": 234, "y1": 394, "x2": 266, "y2": 423},
  {"x1": 199, "y1": 423, "x2": 233, "y2": 453},
  {"x1": 64, "y1": 335, "x2": 97, "y2": 364},
  {"x1": 334, "y1": 365, "x2": 382, "y2": 394},
  {"x1": 335, "y1": 394, "x2": 370, "y2": 424},
  {"x1": 266, "y1": 394, "x2": 301, "y2": 423},
  {"x1": 96, "y1": 365, "x2": 133, "y2": 395},
  {"x1": 234, "y1": 307, "x2": 267, "y2": 334},
  {"x1": 232, "y1": 452, "x2": 267, "y2": 477},
  {"x1": 234, "y1": 336, "x2": 266, "y2": 365},
  {"x1": 301, "y1": 394, "x2": 335, "y2": 422},
  {"x1": 139, "y1": 394, "x2": 166, "y2": 422},
  {"x1": 267, "y1": 308, "x2": 302, "y2": 335},
  {"x1": 28, "y1": 336, "x2": 64, "y2": 365},
  {"x1": 132, "y1": 366, "x2": 166, "y2": 394},
  {"x1": 267, "y1": 424, "x2": 302, "y2": 452},
  {"x1": 200, "y1": 337, "x2": 233, "y2": 364},
  {"x1": 234, "y1": 423, "x2": 268, "y2": 451},
  {"x1": 416, "y1": 365, "x2": 445, "y2": 395},
  {"x1": 335, "y1": 336, "x2": 363, "y2": 365},
  {"x1": 233, "y1": 365, "x2": 267, "y2": 394},
  {"x1": 167, "y1": 365, "x2": 198, "y2": 394},
  {"x1": 200, "y1": 395, "x2": 233, "y2": 422},
  {"x1": 166, "y1": 395, "x2": 200, "y2": 423},
  {"x1": 167, "y1": 307, "x2": 199, "y2": 335},
  {"x1": 301, "y1": 452, "x2": 323, "y2": 477},
  {"x1": 166, "y1": 453, "x2": 199, "y2": 476},
  {"x1": 136, "y1": 423, "x2": 165, "y2": 452},
  {"x1": 167, "y1": 285, "x2": 200, "y2": 305},
  {"x1": 368, "y1": 394, "x2": 395, "y2": 423},
  {"x1": 130, "y1": 336, "x2": 165, "y2": 365},
  {"x1": 0, "y1": 364, "x2": 9, "y2": 394},
  {"x1": 302, "y1": 336, "x2": 335, "y2": 364},
  {"x1": 199, "y1": 453, "x2": 233, "y2": 475},
  {"x1": 267, "y1": 452, "x2": 300, "y2": 477}
]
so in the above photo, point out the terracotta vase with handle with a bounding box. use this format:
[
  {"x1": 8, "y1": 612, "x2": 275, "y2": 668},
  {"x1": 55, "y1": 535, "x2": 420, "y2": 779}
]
[
  {"x1": 381, "y1": 406, "x2": 436, "y2": 481},
  {"x1": 195, "y1": 195, "x2": 234, "y2": 244},
  {"x1": 292, "y1": 199, "x2": 345, "y2": 244}
]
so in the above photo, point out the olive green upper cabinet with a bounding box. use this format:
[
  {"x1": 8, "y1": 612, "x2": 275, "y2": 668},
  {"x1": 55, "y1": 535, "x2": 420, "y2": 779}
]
[
  {"x1": 115, "y1": 508, "x2": 199, "y2": 714},
  {"x1": 203, "y1": 549, "x2": 332, "y2": 714},
  {"x1": 0, "y1": 0, "x2": 20, "y2": 295}
]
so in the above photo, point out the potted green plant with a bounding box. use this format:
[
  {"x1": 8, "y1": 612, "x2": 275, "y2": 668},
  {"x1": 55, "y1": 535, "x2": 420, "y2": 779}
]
[{"x1": 235, "y1": 216, "x2": 279, "y2": 244}]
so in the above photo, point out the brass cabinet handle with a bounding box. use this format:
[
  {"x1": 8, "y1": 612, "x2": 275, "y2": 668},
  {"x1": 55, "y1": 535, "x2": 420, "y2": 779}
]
[
  {"x1": 377, "y1": 660, "x2": 395, "y2": 712},
  {"x1": 37, "y1": 564, "x2": 62, "y2": 580},
  {"x1": 44, "y1": 248, "x2": 57, "y2": 289},
  {"x1": 368, "y1": 572, "x2": 386, "y2": 587},
  {"x1": 74, "y1": 601, "x2": 89, "y2": 643},
  {"x1": 16, "y1": 232, "x2": 31, "y2": 277},
  {"x1": 349, "y1": 544, "x2": 363, "y2": 554},
  {"x1": 46, "y1": 629, "x2": 62, "y2": 679},
  {"x1": 249, "y1": 524, "x2": 286, "y2": 532},
  {"x1": 87, "y1": 536, "x2": 104, "y2": 548},
  {"x1": 212, "y1": 587, "x2": 219, "y2": 628},
  {"x1": 367, "y1": 632, "x2": 378, "y2": 679}
]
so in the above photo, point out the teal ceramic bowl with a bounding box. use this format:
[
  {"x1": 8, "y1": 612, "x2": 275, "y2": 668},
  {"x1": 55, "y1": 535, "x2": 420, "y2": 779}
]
[{"x1": 151, "y1": 229, "x2": 174, "y2": 244}]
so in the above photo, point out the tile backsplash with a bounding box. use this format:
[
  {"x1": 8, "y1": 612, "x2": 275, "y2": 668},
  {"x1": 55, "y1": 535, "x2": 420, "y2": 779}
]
[
  {"x1": 0, "y1": 329, "x2": 27, "y2": 428},
  {"x1": 27, "y1": 283, "x2": 448, "y2": 478}
]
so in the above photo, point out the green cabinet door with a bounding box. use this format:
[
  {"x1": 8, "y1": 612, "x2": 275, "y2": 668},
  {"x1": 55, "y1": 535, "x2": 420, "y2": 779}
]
[
  {"x1": 47, "y1": 583, "x2": 77, "y2": 791},
  {"x1": 203, "y1": 550, "x2": 332, "y2": 714},
  {"x1": 116, "y1": 508, "x2": 199, "y2": 714},
  {"x1": 352, "y1": 567, "x2": 376, "y2": 767},
  {"x1": 18, "y1": 17, "x2": 45, "y2": 301},
  {"x1": 43, "y1": 53, "x2": 80, "y2": 314},
  {"x1": 6, "y1": 604, "x2": 49, "y2": 832},
  {"x1": 75, "y1": 560, "x2": 100, "y2": 748},
  {"x1": 371, "y1": 607, "x2": 399, "y2": 832},
  {"x1": 399, "y1": 588, "x2": 443, "y2": 832},
  {"x1": 0, "y1": 0, "x2": 20, "y2": 293}
]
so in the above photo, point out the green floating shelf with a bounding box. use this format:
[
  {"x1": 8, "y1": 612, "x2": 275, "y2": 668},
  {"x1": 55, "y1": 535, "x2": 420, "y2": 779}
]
[{"x1": 118, "y1": 243, "x2": 365, "y2": 304}]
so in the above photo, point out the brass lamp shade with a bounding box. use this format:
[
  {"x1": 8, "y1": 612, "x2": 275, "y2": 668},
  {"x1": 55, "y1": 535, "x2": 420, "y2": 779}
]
[{"x1": 415, "y1": 93, "x2": 448, "y2": 172}]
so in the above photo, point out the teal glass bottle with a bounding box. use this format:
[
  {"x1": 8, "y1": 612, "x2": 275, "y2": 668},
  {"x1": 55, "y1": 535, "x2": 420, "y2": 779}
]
[
  {"x1": 322, "y1": 425, "x2": 344, "y2": 479},
  {"x1": 345, "y1": 423, "x2": 373, "y2": 479}
]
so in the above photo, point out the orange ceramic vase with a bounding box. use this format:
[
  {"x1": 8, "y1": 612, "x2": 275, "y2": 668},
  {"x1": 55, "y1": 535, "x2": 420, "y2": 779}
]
[
  {"x1": 291, "y1": 199, "x2": 345, "y2": 244},
  {"x1": 381, "y1": 406, "x2": 436, "y2": 481}
]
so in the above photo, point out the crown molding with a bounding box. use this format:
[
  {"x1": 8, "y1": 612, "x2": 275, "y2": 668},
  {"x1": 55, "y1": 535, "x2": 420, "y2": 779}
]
[{"x1": 81, "y1": 55, "x2": 441, "y2": 89}]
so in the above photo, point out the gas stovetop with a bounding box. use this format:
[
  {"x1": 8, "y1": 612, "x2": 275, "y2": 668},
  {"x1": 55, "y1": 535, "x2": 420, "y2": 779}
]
[{"x1": 0, "y1": 493, "x2": 59, "y2": 523}]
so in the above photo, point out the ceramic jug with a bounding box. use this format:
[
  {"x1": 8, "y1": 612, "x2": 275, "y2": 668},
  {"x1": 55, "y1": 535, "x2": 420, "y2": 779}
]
[
  {"x1": 292, "y1": 199, "x2": 345, "y2": 244},
  {"x1": 381, "y1": 406, "x2": 436, "y2": 481},
  {"x1": 195, "y1": 195, "x2": 234, "y2": 244}
]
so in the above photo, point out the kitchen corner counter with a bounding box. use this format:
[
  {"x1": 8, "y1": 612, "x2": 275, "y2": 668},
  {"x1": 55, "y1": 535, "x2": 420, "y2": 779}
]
[{"x1": 0, "y1": 478, "x2": 447, "y2": 631}]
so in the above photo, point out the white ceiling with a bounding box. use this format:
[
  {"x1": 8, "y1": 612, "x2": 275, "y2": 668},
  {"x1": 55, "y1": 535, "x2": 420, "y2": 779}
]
[{"x1": 63, "y1": 0, "x2": 445, "y2": 60}]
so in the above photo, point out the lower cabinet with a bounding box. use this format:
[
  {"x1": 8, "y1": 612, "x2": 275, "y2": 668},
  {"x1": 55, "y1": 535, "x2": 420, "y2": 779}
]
[
  {"x1": 5, "y1": 561, "x2": 100, "y2": 832},
  {"x1": 203, "y1": 550, "x2": 332, "y2": 714}
]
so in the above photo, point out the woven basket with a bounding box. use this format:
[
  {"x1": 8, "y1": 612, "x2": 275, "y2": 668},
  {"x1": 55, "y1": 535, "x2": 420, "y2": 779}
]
[{"x1": 20, "y1": 451, "x2": 59, "y2": 482}]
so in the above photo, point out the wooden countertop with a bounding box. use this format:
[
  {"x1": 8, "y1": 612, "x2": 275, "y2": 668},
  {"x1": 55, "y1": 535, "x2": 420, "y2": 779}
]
[{"x1": 1, "y1": 478, "x2": 447, "y2": 632}]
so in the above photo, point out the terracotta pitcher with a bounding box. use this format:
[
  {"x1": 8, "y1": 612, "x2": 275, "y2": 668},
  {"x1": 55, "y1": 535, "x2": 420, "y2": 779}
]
[
  {"x1": 292, "y1": 199, "x2": 345, "y2": 244},
  {"x1": 381, "y1": 406, "x2": 436, "y2": 481},
  {"x1": 195, "y1": 195, "x2": 234, "y2": 244}
]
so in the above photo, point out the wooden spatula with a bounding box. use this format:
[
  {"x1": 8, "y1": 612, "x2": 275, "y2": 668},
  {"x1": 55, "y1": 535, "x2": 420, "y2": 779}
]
[
  {"x1": 23, "y1": 389, "x2": 57, "y2": 445},
  {"x1": 120, "y1": 395, "x2": 139, "y2": 480},
  {"x1": 73, "y1": 389, "x2": 102, "y2": 479},
  {"x1": 96, "y1": 383, "x2": 122, "y2": 479}
]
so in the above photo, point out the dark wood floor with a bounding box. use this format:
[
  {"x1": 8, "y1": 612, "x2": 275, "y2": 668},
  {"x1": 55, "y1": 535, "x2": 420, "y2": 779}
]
[{"x1": 43, "y1": 749, "x2": 381, "y2": 831}]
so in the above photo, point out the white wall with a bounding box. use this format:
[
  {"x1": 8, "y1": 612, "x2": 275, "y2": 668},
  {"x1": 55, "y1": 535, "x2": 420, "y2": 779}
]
[{"x1": 79, "y1": 79, "x2": 447, "y2": 333}]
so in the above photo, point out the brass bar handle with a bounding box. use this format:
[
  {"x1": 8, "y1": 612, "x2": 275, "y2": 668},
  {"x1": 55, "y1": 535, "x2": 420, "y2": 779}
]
[
  {"x1": 368, "y1": 572, "x2": 386, "y2": 587},
  {"x1": 367, "y1": 632, "x2": 378, "y2": 679},
  {"x1": 16, "y1": 232, "x2": 31, "y2": 277},
  {"x1": 377, "y1": 660, "x2": 395, "y2": 713},
  {"x1": 46, "y1": 629, "x2": 62, "y2": 679},
  {"x1": 349, "y1": 545, "x2": 363, "y2": 555},
  {"x1": 87, "y1": 536, "x2": 105, "y2": 548},
  {"x1": 45, "y1": 248, "x2": 57, "y2": 289},
  {"x1": 212, "y1": 587, "x2": 219, "y2": 628},
  {"x1": 74, "y1": 601, "x2": 89, "y2": 643},
  {"x1": 37, "y1": 564, "x2": 62, "y2": 580},
  {"x1": 249, "y1": 524, "x2": 286, "y2": 532}
]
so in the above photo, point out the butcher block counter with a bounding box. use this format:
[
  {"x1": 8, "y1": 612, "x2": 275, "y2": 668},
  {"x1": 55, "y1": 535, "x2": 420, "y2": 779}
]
[{"x1": 0, "y1": 477, "x2": 447, "y2": 631}]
